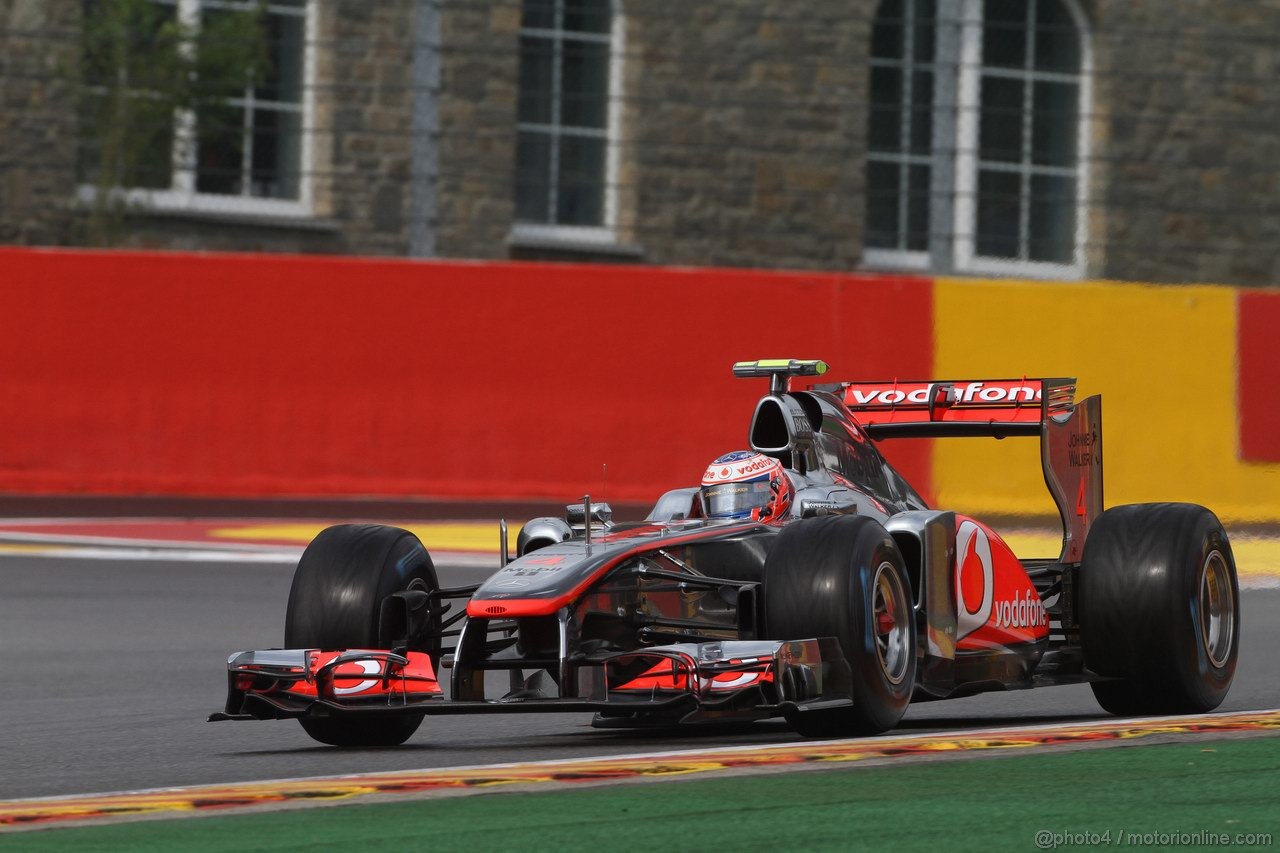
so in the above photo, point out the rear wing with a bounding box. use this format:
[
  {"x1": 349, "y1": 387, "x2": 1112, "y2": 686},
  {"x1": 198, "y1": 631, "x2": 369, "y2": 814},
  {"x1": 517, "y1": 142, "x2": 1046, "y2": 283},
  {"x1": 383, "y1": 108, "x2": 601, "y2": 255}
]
[
  {"x1": 812, "y1": 376, "x2": 1103, "y2": 563},
  {"x1": 826, "y1": 378, "x2": 1074, "y2": 439}
]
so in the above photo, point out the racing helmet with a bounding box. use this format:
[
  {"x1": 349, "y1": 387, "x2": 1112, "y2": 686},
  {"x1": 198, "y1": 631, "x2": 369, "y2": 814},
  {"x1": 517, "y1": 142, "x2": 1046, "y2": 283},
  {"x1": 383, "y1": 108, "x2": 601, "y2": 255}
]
[{"x1": 699, "y1": 451, "x2": 795, "y2": 522}]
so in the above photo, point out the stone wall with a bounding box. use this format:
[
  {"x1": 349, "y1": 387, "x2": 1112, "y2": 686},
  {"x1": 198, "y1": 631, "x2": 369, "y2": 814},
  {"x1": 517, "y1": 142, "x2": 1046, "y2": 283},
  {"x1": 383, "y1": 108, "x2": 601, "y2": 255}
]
[
  {"x1": 3, "y1": 0, "x2": 1280, "y2": 286},
  {"x1": 309, "y1": 0, "x2": 416, "y2": 256},
  {"x1": 624, "y1": 1, "x2": 869, "y2": 270},
  {"x1": 1096, "y1": 0, "x2": 1280, "y2": 285},
  {"x1": 0, "y1": 0, "x2": 79, "y2": 246},
  {"x1": 434, "y1": 1, "x2": 520, "y2": 260}
]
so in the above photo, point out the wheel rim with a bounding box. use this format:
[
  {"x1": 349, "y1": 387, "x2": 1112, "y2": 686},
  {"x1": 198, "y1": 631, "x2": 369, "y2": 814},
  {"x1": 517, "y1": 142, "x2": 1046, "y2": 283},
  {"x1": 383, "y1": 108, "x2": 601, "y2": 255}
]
[
  {"x1": 871, "y1": 561, "x2": 911, "y2": 685},
  {"x1": 1199, "y1": 549, "x2": 1235, "y2": 669}
]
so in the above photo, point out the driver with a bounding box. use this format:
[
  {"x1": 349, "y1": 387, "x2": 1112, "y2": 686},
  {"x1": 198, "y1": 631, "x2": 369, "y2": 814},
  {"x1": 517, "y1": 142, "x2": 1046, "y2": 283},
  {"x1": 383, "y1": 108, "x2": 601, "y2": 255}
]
[{"x1": 699, "y1": 451, "x2": 795, "y2": 522}]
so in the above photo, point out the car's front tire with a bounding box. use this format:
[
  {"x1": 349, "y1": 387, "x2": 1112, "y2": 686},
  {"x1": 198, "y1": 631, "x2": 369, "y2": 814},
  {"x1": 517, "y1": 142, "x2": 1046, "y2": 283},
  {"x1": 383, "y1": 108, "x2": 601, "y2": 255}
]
[
  {"x1": 764, "y1": 515, "x2": 916, "y2": 736},
  {"x1": 1079, "y1": 503, "x2": 1239, "y2": 715},
  {"x1": 285, "y1": 524, "x2": 439, "y2": 747}
]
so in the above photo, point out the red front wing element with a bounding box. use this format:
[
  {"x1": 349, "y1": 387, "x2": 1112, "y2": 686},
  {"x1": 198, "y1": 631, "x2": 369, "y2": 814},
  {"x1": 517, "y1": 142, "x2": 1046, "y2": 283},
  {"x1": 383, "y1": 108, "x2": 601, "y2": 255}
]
[
  {"x1": 222, "y1": 649, "x2": 443, "y2": 719},
  {"x1": 612, "y1": 657, "x2": 776, "y2": 694}
]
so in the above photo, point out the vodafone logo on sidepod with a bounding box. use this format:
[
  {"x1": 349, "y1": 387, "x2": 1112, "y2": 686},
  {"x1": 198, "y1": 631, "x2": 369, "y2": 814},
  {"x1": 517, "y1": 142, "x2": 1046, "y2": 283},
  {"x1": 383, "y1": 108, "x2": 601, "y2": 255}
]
[
  {"x1": 955, "y1": 520, "x2": 1049, "y2": 640},
  {"x1": 956, "y1": 520, "x2": 994, "y2": 640}
]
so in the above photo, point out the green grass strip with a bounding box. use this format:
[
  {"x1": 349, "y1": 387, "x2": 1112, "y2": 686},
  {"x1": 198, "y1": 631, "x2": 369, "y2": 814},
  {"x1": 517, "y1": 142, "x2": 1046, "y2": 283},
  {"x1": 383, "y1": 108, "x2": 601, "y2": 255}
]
[{"x1": 9, "y1": 736, "x2": 1280, "y2": 852}]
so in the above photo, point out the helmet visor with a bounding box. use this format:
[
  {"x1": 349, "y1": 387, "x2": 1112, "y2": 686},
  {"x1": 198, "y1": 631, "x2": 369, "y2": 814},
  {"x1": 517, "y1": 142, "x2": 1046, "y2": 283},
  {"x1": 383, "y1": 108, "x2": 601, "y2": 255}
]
[{"x1": 701, "y1": 477, "x2": 772, "y2": 519}]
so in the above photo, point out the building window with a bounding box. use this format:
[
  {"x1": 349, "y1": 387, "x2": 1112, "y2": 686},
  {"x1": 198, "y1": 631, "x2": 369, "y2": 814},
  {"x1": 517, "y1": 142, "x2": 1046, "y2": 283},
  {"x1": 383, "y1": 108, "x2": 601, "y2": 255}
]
[
  {"x1": 866, "y1": 0, "x2": 935, "y2": 255},
  {"x1": 191, "y1": 0, "x2": 308, "y2": 203},
  {"x1": 865, "y1": 0, "x2": 1089, "y2": 276},
  {"x1": 514, "y1": 0, "x2": 620, "y2": 238},
  {"x1": 79, "y1": 0, "x2": 313, "y2": 217}
]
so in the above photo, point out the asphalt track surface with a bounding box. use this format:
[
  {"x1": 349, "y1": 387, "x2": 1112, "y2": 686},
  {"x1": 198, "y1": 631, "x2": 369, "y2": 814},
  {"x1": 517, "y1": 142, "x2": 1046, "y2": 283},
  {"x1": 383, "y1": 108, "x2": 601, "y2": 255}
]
[{"x1": 3, "y1": 553, "x2": 1279, "y2": 801}]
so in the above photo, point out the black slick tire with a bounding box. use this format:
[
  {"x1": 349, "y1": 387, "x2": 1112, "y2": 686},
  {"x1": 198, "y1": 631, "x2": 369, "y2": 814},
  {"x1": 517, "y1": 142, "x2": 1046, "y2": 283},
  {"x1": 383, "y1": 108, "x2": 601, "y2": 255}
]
[
  {"x1": 284, "y1": 524, "x2": 439, "y2": 747},
  {"x1": 1079, "y1": 503, "x2": 1239, "y2": 715},
  {"x1": 764, "y1": 514, "x2": 916, "y2": 737}
]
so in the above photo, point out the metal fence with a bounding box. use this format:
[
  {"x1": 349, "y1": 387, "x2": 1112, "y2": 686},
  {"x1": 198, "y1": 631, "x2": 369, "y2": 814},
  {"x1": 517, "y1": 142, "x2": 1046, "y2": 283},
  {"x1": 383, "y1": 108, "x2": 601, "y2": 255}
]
[{"x1": 2, "y1": 0, "x2": 1279, "y2": 285}]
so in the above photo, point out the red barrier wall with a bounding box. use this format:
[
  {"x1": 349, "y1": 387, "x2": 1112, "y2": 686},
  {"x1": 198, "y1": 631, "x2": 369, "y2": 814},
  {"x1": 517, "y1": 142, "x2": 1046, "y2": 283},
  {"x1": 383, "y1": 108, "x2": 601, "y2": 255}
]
[
  {"x1": 0, "y1": 248, "x2": 933, "y2": 504},
  {"x1": 1238, "y1": 291, "x2": 1280, "y2": 463}
]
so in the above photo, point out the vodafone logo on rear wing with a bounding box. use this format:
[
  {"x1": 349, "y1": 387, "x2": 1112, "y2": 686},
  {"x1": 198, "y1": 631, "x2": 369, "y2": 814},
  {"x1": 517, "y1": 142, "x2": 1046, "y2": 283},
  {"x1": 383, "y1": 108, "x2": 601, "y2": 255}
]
[
  {"x1": 824, "y1": 376, "x2": 1076, "y2": 436},
  {"x1": 842, "y1": 380, "x2": 1044, "y2": 409}
]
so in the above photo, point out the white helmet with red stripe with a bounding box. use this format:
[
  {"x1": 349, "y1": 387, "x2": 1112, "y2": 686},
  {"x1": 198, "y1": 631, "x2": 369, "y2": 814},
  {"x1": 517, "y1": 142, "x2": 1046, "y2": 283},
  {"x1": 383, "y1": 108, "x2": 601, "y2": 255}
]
[{"x1": 699, "y1": 451, "x2": 794, "y2": 522}]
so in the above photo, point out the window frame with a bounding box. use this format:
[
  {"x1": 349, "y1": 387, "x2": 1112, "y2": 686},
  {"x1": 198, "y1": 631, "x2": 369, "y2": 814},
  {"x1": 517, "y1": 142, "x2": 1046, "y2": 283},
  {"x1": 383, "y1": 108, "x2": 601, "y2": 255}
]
[
  {"x1": 77, "y1": 0, "x2": 317, "y2": 220},
  {"x1": 864, "y1": 0, "x2": 1092, "y2": 279},
  {"x1": 863, "y1": 0, "x2": 935, "y2": 270},
  {"x1": 511, "y1": 0, "x2": 625, "y2": 247}
]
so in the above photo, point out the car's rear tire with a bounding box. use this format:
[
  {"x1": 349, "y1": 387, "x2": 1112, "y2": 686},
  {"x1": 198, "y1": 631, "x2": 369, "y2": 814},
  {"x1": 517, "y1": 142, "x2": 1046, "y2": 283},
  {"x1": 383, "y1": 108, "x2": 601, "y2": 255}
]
[
  {"x1": 1079, "y1": 503, "x2": 1239, "y2": 715},
  {"x1": 284, "y1": 524, "x2": 439, "y2": 747},
  {"x1": 764, "y1": 515, "x2": 915, "y2": 737}
]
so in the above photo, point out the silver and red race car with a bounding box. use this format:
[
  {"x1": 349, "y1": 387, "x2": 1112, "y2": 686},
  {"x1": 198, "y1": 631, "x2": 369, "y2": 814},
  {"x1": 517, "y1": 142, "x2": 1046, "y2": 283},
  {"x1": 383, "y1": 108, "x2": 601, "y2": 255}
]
[{"x1": 211, "y1": 359, "x2": 1240, "y2": 745}]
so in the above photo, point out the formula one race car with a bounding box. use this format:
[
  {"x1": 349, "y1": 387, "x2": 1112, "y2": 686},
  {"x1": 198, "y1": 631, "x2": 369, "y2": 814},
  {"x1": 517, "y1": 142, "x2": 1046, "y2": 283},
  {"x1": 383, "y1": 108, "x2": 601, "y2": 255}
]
[{"x1": 211, "y1": 360, "x2": 1240, "y2": 746}]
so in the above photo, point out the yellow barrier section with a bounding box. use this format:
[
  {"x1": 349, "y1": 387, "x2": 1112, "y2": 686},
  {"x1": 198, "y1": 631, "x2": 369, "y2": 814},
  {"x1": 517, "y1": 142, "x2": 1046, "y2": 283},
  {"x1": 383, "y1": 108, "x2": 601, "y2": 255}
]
[
  {"x1": 209, "y1": 522, "x2": 510, "y2": 553},
  {"x1": 933, "y1": 278, "x2": 1280, "y2": 523}
]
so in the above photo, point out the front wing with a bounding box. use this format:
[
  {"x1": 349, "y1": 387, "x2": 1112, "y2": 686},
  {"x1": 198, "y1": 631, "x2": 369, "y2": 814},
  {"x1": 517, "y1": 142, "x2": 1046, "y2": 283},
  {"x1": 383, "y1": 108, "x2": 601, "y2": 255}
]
[{"x1": 210, "y1": 639, "x2": 853, "y2": 726}]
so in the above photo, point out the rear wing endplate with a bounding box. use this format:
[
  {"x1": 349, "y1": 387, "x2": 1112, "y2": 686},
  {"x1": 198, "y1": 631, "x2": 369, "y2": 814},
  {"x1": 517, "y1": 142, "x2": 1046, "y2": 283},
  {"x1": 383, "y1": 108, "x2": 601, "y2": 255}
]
[{"x1": 817, "y1": 377, "x2": 1103, "y2": 563}]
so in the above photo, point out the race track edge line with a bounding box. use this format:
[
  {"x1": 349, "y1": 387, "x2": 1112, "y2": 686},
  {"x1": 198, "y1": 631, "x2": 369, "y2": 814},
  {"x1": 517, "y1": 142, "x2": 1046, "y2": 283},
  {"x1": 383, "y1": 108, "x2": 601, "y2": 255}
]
[{"x1": 2, "y1": 708, "x2": 1279, "y2": 832}]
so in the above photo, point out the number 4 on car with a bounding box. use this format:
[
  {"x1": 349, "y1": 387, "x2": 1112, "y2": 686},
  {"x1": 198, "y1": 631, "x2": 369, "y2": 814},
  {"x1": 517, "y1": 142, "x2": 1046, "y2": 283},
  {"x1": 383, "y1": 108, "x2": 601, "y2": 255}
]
[{"x1": 210, "y1": 359, "x2": 1240, "y2": 746}]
